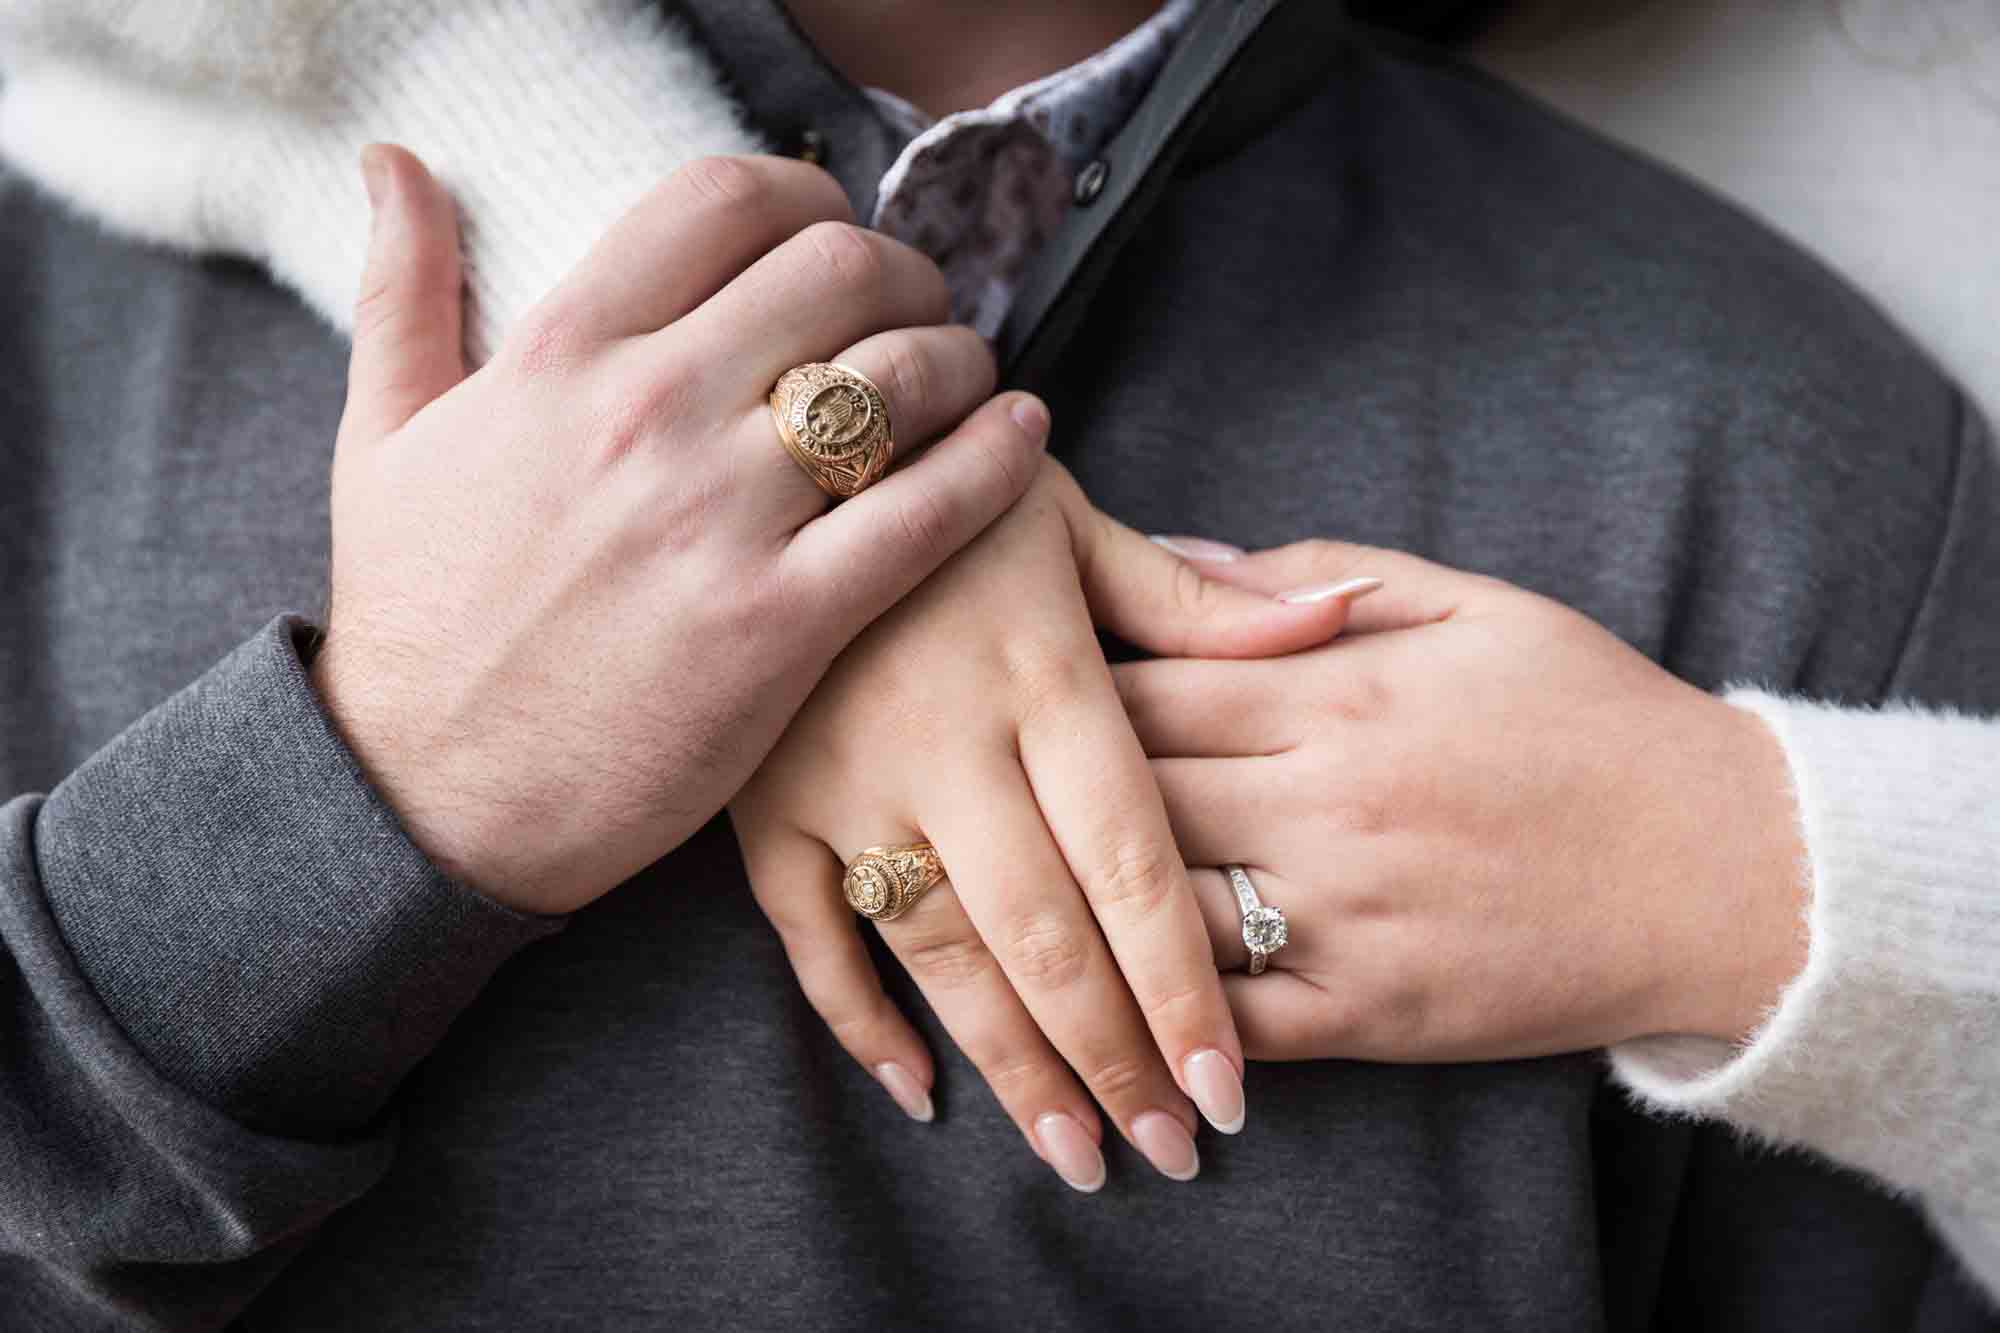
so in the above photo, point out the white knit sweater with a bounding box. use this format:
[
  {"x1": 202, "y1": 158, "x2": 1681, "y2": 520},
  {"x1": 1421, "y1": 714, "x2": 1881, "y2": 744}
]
[
  {"x1": 0, "y1": 0, "x2": 761, "y2": 360},
  {"x1": 2, "y1": 0, "x2": 1995, "y2": 1303}
]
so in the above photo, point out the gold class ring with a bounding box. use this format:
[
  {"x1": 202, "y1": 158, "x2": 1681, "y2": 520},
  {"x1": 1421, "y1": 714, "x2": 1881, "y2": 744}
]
[
  {"x1": 768, "y1": 362, "x2": 894, "y2": 499},
  {"x1": 842, "y1": 842, "x2": 946, "y2": 922}
]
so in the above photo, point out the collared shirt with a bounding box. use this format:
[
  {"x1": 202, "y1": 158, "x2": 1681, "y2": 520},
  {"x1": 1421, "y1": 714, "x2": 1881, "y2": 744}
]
[{"x1": 864, "y1": 0, "x2": 1199, "y2": 337}]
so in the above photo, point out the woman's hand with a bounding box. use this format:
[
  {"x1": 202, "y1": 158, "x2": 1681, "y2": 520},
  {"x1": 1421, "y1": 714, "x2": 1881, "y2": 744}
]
[
  {"x1": 313, "y1": 147, "x2": 1048, "y2": 915},
  {"x1": 1118, "y1": 540, "x2": 1810, "y2": 1062},
  {"x1": 730, "y1": 462, "x2": 1381, "y2": 1190}
]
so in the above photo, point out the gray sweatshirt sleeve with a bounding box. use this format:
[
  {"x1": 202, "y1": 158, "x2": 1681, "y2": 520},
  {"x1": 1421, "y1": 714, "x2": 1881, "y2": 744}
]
[{"x1": 0, "y1": 616, "x2": 562, "y2": 1325}]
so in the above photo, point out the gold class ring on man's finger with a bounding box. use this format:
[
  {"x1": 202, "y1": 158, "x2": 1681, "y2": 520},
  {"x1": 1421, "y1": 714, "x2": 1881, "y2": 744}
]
[
  {"x1": 843, "y1": 842, "x2": 946, "y2": 922},
  {"x1": 769, "y1": 362, "x2": 894, "y2": 498}
]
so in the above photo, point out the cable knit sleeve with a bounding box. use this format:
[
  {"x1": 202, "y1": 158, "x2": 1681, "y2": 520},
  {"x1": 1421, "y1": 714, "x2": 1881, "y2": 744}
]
[{"x1": 1607, "y1": 397, "x2": 2000, "y2": 1303}]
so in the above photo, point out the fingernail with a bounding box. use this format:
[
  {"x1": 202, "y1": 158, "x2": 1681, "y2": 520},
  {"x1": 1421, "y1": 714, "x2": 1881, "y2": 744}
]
[
  {"x1": 1035, "y1": 1112, "x2": 1106, "y2": 1194},
  {"x1": 359, "y1": 144, "x2": 390, "y2": 212},
  {"x1": 1183, "y1": 1049, "x2": 1246, "y2": 1135},
  {"x1": 1150, "y1": 535, "x2": 1245, "y2": 563},
  {"x1": 1277, "y1": 576, "x2": 1384, "y2": 606},
  {"x1": 1131, "y1": 1111, "x2": 1201, "y2": 1182},
  {"x1": 873, "y1": 1062, "x2": 934, "y2": 1124},
  {"x1": 1011, "y1": 395, "x2": 1051, "y2": 440}
]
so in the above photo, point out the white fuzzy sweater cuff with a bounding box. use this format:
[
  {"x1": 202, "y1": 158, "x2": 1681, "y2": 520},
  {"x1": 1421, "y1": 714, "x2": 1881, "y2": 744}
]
[
  {"x1": 1609, "y1": 690, "x2": 2000, "y2": 1300},
  {"x1": 0, "y1": 0, "x2": 761, "y2": 360}
]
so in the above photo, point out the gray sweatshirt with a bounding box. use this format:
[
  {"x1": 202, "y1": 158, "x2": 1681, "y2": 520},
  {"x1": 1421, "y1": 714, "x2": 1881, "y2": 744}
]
[{"x1": 4, "y1": 6, "x2": 1998, "y2": 1330}]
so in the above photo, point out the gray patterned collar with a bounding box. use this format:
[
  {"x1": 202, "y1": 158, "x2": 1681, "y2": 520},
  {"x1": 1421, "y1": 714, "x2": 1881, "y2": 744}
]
[{"x1": 865, "y1": 1, "x2": 1201, "y2": 336}]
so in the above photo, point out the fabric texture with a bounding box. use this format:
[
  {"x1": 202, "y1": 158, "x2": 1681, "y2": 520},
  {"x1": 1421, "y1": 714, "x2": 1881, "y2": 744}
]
[
  {"x1": 2, "y1": 2, "x2": 1999, "y2": 1327},
  {"x1": 1474, "y1": 0, "x2": 2000, "y2": 441},
  {"x1": 0, "y1": 0, "x2": 761, "y2": 360},
  {"x1": 867, "y1": 0, "x2": 1197, "y2": 335}
]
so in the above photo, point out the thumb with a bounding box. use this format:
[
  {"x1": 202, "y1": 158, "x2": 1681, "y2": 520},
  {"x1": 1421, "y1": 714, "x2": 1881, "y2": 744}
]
[
  {"x1": 1067, "y1": 496, "x2": 1380, "y2": 659},
  {"x1": 340, "y1": 143, "x2": 466, "y2": 445},
  {"x1": 1152, "y1": 536, "x2": 1487, "y2": 633}
]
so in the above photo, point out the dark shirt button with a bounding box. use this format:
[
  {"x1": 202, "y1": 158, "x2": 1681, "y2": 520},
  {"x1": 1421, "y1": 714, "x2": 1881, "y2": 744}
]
[{"x1": 1073, "y1": 157, "x2": 1110, "y2": 206}]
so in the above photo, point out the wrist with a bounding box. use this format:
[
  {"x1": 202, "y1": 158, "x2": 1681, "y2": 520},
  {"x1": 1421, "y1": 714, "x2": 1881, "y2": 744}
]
[
  {"x1": 309, "y1": 631, "x2": 562, "y2": 913},
  {"x1": 1667, "y1": 693, "x2": 1813, "y2": 1045}
]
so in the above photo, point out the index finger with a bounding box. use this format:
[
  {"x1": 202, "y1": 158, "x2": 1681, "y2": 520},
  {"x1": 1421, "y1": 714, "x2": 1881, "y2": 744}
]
[{"x1": 1014, "y1": 657, "x2": 1249, "y2": 1136}]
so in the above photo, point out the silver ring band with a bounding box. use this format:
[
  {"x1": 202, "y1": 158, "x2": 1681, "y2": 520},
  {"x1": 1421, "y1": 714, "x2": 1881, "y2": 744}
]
[{"x1": 1224, "y1": 864, "x2": 1288, "y2": 975}]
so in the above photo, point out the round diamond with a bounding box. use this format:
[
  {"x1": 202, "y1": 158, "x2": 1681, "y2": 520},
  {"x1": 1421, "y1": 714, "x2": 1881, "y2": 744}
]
[{"x1": 1241, "y1": 906, "x2": 1287, "y2": 954}]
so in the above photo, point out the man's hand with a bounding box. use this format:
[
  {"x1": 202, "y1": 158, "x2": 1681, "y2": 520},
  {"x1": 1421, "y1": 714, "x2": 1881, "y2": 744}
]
[
  {"x1": 312, "y1": 146, "x2": 1050, "y2": 914},
  {"x1": 731, "y1": 462, "x2": 1379, "y2": 1190},
  {"x1": 1116, "y1": 541, "x2": 1811, "y2": 1061}
]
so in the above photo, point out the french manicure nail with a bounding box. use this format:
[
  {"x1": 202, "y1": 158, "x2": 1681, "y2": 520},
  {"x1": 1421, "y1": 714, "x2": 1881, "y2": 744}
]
[
  {"x1": 1035, "y1": 1112, "x2": 1106, "y2": 1194},
  {"x1": 1011, "y1": 396, "x2": 1051, "y2": 439},
  {"x1": 1150, "y1": 535, "x2": 1245, "y2": 563},
  {"x1": 1183, "y1": 1049, "x2": 1246, "y2": 1135},
  {"x1": 873, "y1": 1062, "x2": 934, "y2": 1124},
  {"x1": 1131, "y1": 1111, "x2": 1201, "y2": 1182},
  {"x1": 1277, "y1": 576, "x2": 1385, "y2": 606}
]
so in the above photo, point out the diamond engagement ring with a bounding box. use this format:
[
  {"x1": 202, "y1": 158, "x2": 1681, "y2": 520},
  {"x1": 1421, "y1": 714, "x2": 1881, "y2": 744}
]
[{"x1": 1224, "y1": 864, "x2": 1288, "y2": 975}]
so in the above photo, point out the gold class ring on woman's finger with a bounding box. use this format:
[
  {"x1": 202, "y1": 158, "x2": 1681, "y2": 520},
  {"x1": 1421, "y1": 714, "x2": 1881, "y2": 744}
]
[
  {"x1": 842, "y1": 842, "x2": 946, "y2": 922},
  {"x1": 1225, "y1": 864, "x2": 1289, "y2": 975},
  {"x1": 769, "y1": 362, "x2": 894, "y2": 498}
]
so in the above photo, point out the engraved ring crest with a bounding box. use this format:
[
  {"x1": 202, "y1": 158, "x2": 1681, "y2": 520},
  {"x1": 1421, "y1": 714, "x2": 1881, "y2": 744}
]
[
  {"x1": 769, "y1": 362, "x2": 894, "y2": 497},
  {"x1": 842, "y1": 842, "x2": 947, "y2": 922}
]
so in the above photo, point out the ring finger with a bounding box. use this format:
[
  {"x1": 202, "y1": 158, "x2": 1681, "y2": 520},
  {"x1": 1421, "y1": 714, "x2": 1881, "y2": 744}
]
[
  {"x1": 1185, "y1": 865, "x2": 1304, "y2": 974},
  {"x1": 743, "y1": 323, "x2": 998, "y2": 523}
]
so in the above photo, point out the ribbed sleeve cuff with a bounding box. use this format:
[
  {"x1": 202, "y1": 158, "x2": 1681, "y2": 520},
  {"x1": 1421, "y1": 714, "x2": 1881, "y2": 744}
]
[
  {"x1": 35, "y1": 617, "x2": 562, "y2": 1138},
  {"x1": 1608, "y1": 691, "x2": 2000, "y2": 1289}
]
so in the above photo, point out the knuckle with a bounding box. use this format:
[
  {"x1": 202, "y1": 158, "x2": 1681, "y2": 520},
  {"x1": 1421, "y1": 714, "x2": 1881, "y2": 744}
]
[
  {"x1": 1087, "y1": 838, "x2": 1179, "y2": 918},
  {"x1": 350, "y1": 271, "x2": 400, "y2": 343},
  {"x1": 1342, "y1": 962, "x2": 1436, "y2": 1056},
  {"x1": 909, "y1": 252, "x2": 953, "y2": 324},
  {"x1": 674, "y1": 155, "x2": 769, "y2": 212},
  {"x1": 1136, "y1": 975, "x2": 1213, "y2": 1029},
  {"x1": 1298, "y1": 539, "x2": 1370, "y2": 580},
  {"x1": 593, "y1": 363, "x2": 703, "y2": 465},
  {"x1": 1078, "y1": 1054, "x2": 1152, "y2": 1105},
  {"x1": 1001, "y1": 638, "x2": 1092, "y2": 710},
  {"x1": 888, "y1": 484, "x2": 960, "y2": 568},
  {"x1": 877, "y1": 337, "x2": 934, "y2": 423},
  {"x1": 896, "y1": 928, "x2": 991, "y2": 990},
  {"x1": 1324, "y1": 775, "x2": 1392, "y2": 838},
  {"x1": 1170, "y1": 556, "x2": 1221, "y2": 629},
  {"x1": 823, "y1": 994, "x2": 899, "y2": 1050},
  {"x1": 979, "y1": 1052, "x2": 1060, "y2": 1098},
  {"x1": 506, "y1": 301, "x2": 591, "y2": 379},
  {"x1": 800, "y1": 220, "x2": 884, "y2": 289},
  {"x1": 1322, "y1": 671, "x2": 1394, "y2": 726},
  {"x1": 968, "y1": 422, "x2": 1032, "y2": 504},
  {"x1": 1000, "y1": 914, "x2": 1091, "y2": 991}
]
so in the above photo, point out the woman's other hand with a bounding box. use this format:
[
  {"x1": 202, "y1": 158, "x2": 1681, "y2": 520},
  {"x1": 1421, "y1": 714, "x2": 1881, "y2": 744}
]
[
  {"x1": 730, "y1": 462, "x2": 1379, "y2": 1190},
  {"x1": 1118, "y1": 541, "x2": 1810, "y2": 1062}
]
